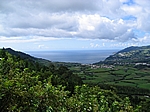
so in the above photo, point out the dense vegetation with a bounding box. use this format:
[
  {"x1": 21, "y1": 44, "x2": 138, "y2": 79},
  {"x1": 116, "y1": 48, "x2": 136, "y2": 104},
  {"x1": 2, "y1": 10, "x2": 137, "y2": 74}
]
[
  {"x1": 0, "y1": 48, "x2": 142, "y2": 111},
  {"x1": 55, "y1": 45, "x2": 150, "y2": 111},
  {"x1": 100, "y1": 45, "x2": 150, "y2": 64}
]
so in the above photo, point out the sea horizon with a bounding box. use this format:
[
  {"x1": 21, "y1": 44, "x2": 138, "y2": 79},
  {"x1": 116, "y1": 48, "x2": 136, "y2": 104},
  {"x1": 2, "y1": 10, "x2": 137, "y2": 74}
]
[{"x1": 26, "y1": 49, "x2": 119, "y2": 64}]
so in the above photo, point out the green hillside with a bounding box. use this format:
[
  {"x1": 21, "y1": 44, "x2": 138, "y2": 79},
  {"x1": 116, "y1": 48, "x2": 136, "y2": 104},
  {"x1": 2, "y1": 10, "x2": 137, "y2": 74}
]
[
  {"x1": 0, "y1": 48, "x2": 141, "y2": 111},
  {"x1": 103, "y1": 45, "x2": 150, "y2": 64},
  {"x1": 3, "y1": 48, "x2": 52, "y2": 66}
]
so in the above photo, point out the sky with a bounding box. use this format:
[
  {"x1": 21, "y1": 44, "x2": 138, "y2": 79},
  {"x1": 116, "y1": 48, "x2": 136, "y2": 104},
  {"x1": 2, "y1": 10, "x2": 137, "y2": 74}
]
[{"x1": 0, "y1": 0, "x2": 150, "y2": 51}]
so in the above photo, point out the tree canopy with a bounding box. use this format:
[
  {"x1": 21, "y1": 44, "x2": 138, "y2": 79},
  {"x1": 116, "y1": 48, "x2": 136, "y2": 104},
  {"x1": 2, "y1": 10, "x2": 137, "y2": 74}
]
[{"x1": 0, "y1": 49, "x2": 141, "y2": 111}]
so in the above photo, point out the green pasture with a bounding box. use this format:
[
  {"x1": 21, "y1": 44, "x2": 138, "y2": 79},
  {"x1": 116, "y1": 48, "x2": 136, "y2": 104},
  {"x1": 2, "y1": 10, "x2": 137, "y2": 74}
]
[
  {"x1": 69, "y1": 64, "x2": 150, "y2": 90},
  {"x1": 138, "y1": 83, "x2": 150, "y2": 89},
  {"x1": 106, "y1": 81, "x2": 137, "y2": 87}
]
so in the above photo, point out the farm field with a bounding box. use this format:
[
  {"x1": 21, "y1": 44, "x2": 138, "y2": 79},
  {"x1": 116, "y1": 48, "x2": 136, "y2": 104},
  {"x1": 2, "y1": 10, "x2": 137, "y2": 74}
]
[{"x1": 59, "y1": 62, "x2": 150, "y2": 90}]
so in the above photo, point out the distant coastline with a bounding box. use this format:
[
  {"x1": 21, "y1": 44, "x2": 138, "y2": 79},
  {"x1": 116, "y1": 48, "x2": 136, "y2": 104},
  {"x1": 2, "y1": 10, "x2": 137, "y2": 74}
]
[{"x1": 27, "y1": 50, "x2": 119, "y2": 64}]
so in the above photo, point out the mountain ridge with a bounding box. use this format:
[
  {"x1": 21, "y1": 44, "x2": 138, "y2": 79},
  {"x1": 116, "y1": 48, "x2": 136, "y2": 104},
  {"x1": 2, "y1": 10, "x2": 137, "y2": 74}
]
[
  {"x1": 2, "y1": 48, "x2": 52, "y2": 66},
  {"x1": 103, "y1": 45, "x2": 150, "y2": 64},
  {"x1": 2, "y1": 45, "x2": 150, "y2": 66}
]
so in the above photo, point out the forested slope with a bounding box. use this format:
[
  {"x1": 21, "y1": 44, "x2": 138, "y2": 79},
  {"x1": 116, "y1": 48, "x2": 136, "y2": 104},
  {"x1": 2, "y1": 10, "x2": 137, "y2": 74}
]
[
  {"x1": 103, "y1": 45, "x2": 150, "y2": 64},
  {"x1": 0, "y1": 48, "x2": 140, "y2": 111},
  {"x1": 4, "y1": 48, "x2": 52, "y2": 66}
]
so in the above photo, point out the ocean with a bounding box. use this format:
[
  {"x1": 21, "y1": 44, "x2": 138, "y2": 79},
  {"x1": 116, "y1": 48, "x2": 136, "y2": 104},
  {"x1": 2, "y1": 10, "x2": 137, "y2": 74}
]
[{"x1": 27, "y1": 50, "x2": 118, "y2": 64}]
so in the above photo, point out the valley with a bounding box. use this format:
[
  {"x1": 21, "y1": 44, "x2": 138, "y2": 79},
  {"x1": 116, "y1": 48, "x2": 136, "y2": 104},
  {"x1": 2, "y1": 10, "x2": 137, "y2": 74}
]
[{"x1": 1, "y1": 46, "x2": 150, "y2": 111}]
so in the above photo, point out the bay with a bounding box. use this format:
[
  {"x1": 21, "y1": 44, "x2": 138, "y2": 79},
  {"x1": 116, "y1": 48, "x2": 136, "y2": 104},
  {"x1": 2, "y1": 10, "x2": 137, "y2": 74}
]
[{"x1": 27, "y1": 50, "x2": 118, "y2": 64}]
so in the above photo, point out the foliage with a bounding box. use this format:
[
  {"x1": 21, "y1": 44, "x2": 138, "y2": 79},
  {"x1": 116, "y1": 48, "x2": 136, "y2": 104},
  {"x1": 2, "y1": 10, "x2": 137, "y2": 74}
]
[
  {"x1": 51, "y1": 58, "x2": 150, "y2": 111},
  {"x1": 0, "y1": 49, "x2": 141, "y2": 111},
  {"x1": 67, "y1": 85, "x2": 140, "y2": 112}
]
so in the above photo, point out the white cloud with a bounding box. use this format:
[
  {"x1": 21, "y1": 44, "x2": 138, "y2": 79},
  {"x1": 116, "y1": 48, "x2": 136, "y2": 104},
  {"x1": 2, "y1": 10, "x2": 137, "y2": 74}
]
[
  {"x1": 120, "y1": 0, "x2": 130, "y2": 3},
  {"x1": 134, "y1": 34, "x2": 150, "y2": 43},
  {"x1": 102, "y1": 43, "x2": 105, "y2": 47},
  {"x1": 90, "y1": 43, "x2": 101, "y2": 48},
  {"x1": 0, "y1": 36, "x2": 59, "y2": 43},
  {"x1": 77, "y1": 14, "x2": 135, "y2": 41},
  {"x1": 122, "y1": 0, "x2": 150, "y2": 32},
  {"x1": 38, "y1": 44, "x2": 49, "y2": 49},
  {"x1": 0, "y1": 0, "x2": 150, "y2": 49},
  {"x1": 122, "y1": 5, "x2": 142, "y2": 16},
  {"x1": 110, "y1": 42, "x2": 140, "y2": 48}
]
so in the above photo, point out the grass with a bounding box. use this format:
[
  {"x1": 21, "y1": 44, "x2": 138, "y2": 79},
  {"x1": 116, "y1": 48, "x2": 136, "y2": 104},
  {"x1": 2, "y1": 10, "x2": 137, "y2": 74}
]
[
  {"x1": 68, "y1": 64, "x2": 150, "y2": 90},
  {"x1": 106, "y1": 81, "x2": 136, "y2": 87},
  {"x1": 138, "y1": 83, "x2": 150, "y2": 89},
  {"x1": 55, "y1": 54, "x2": 150, "y2": 106}
]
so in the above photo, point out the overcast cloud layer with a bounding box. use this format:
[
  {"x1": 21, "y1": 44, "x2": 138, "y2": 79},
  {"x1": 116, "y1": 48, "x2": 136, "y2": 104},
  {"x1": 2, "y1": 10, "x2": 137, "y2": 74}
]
[{"x1": 0, "y1": 0, "x2": 150, "y2": 46}]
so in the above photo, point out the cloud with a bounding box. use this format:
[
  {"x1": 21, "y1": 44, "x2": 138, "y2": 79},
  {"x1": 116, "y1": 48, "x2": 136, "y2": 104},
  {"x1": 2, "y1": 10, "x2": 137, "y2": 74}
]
[
  {"x1": 38, "y1": 44, "x2": 49, "y2": 49},
  {"x1": 110, "y1": 42, "x2": 140, "y2": 48},
  {"x1": 90, "y1": 43, "x2": 100, "y2": 48},
  {"x1": 77, "y1": 14, "x2": 135, "y2": 41},
  {"x1": 0, "y1": 36, "x2": 59, "y2": 43},
  {"x1": 133, "y1": 34, "x2": 150, "y2": 44},
  {"x1": 122, "y1": 0, "x2": 150, "y2": 32},
  {"x1": 0, "y1": 0, "x2": 150, "y2": 44},
  {"x1": 0, "y1": 0, "x2": 101, "y2": 14}
]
